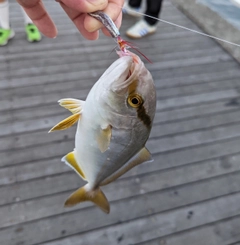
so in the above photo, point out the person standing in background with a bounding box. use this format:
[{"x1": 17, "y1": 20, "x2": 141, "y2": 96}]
[
  {"x1": 0, "y1": 0, "x2": 41, "y2": 46},
  {"x1": 123, "y1": 0, "x2": 163, "y2": 39}
]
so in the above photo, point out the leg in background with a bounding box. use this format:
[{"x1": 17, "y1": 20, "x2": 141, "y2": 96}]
[
  {"x1": 129, "y1": 0, "x2": 142, "y2": 8},
  {"x1": 144, "y1": 0, "x2": 163, "y2": 26},
  {"x1": 123, "y1": 0, "x2": 142, "y2": 17},
  {"x1": 21, "y1": 7, "x2": 42, "y2": 42},
  {"x1": 0, "y1": 0, "x2": 10, "y2": 29},
  {"x1": 0, "y1": 0, "x2": 15, "y2": 46}
]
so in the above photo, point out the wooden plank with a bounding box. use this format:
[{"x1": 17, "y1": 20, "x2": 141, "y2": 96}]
[
  {"x1": 138, "y1": 216, "x2": 240, "y2": 245},
  {"x1": 0, "y1": 114, "x2": 73, "y2": 137},
  {"x1": 2, "y1": 109, "x2": 240, "y2": 152},
  {"x1": 1, "y1": 58, "x2": 236, "y2": 91},
  {"x1": 157, "y1": 78, "x2": 240, "y2": 99},
  {"x1": 0, "y1": 104, "x2": 61, "y2": 124},
  {"x1": 3, "y1": 43, "x2": 226, "y2": 80},
  {"x1": 1, "y1": 173, "x2": 240, "y2": 245},
  {"x1": 2, "y1": 119, "x2": 240, "y2": 169},
  {"x1": 40, "y1": 191, "x2": 240, "y2": 245},
  {"x1": 0, "y1": 83, "x2": 237, "y2": 113},
  {"x1": 155, "y1": 100, "x2": 240, "y2": 124},
  {"x1": 0, "y1": 96, "x2": 237, "y2": 127},
  {"x1": 156, "y1": 89, "x2": 238, "y2": 111},
  {"x1": 1, "y1": 70, "x2": 239, "y2": 105},
  {"x1": 1, "y1": 45, "x2": 221, "y2": 72},
  {"x1": 2, "y1": 115, "x2": 240, "y2": 167},
  {"x1": 1, "y1": 56, "x2": 236, "y2": 101},
  {"x1": 149, "y1": 123, "x2": 240, "y2": 152},
  {"x1": 151, "y1": 61, "x2": 239, "y2": 80},
  {"x1": 156, "y1": 69, "x2": 240, "y2": 89},
  {"x1": 1, "y1": 148, "x2": 240, "y2": 206},
  {"x1": 152, "y1": 110, "x2": 240, "y2": 137},
  {"x1": 5, "y1": 160, "x2": 239, "y2": 227},
  {"x1": 0, "y1": 89, "x2": 89, "y2": 112}
]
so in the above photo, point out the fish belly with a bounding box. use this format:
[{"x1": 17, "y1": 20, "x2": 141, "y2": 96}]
[{"x1": 75, "y1": 120, "x2": 146, "y2": 188}]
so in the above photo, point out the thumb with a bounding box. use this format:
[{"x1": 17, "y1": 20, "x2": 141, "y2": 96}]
[{"x1": 60, "y1": 0, "x2": 108, "y2": 13}]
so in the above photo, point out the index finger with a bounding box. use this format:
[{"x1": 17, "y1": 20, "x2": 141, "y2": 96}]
[{"x1": 17, "y1": 0, "x2": 57, "y2": 38}]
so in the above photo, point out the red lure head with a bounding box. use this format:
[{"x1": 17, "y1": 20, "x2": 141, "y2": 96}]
[{"x1": 116, "y1": 36, "x2": 152, "y2": 63}]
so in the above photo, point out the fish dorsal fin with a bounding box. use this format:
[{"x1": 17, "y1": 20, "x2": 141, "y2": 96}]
[
  {"x1": 58, "y1": 98, "x2": 85, "y2": 114},
  {"x1": 61, "y1": 151, "x2": 86, "y2": 180},
  {"x1": 96, "y1": 125, "x2": 112, "y2": 153},
  {"x1": 64, "y1": 185, "x2": 110, "y2": 214},
  {"x1": 100, "y1": 147, "x2": 152, "y2": 186},
  {"x1": 49, "y1": 113, "x2": 80, "y2": 132}
]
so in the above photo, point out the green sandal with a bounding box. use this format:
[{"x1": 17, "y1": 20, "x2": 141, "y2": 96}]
[
  {"x1": 25, "y1": 23, "x2": 41, "y2": 42},
  {"x1": 0, "y1": 28, "x2": 15, "y2": 46}
]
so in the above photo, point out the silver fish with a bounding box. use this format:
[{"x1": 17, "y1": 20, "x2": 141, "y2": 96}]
[{"x1": 49, "y1": 52, "x2": 156, "y2": 213}]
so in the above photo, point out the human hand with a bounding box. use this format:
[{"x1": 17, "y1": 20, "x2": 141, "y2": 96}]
[{"x1": 17, "y1": 0, "x2": 124, "y2": 40}]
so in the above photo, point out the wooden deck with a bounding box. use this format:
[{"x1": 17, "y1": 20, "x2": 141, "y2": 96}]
[{"x1": 1, "y1": 1, "x2": 240, "y2": 244}]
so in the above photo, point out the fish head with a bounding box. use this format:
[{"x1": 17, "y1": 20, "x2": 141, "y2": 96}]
[{"x1": 96, "y1": 52, "x2": 156, "y2": 129}]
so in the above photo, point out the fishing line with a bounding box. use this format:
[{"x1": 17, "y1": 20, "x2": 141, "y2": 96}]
[{"x1": 119, "y1": 5, "x2": 240, "y2": 48}]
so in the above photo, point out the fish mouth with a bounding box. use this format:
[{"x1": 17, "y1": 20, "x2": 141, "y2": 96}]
[{"x1": 110, "y1": 54, "x2": 143, "y2": 94}]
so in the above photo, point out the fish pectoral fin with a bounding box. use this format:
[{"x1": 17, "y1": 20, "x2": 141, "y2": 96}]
[
  {"x1": 49, "y1": 113, "x2": 80, "y2": 132},
  {"x1": 101, "y1": 147, "x2": 152, "y2": 186},
  {"x1": 61, "y1": 151, "x2": 86, "y2": 180},
  {"x1": 64, "y1": 185, "x2": 110, "y2": 214},
  {"x1": 96, "y1": 124, "x2": 112, "y2": 153},
  {"x1": 58, "y1": 98, "x2": 85, "y2": 114}
]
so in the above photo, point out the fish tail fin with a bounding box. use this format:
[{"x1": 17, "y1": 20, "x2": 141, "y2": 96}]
[{"x1": 64, "y1": 184, "x2": 110, "y2": 214}]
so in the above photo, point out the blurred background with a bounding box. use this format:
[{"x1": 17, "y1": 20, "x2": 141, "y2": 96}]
[{"x1": 1, "y1": 0, "x2": 240, "y2": 244}]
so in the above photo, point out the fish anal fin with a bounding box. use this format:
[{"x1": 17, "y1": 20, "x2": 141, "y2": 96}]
[
  {"x1": 61, "y1": 151, "x2": 86, "y2": 180},
  {"x1": 58, "y1": 98, "x2": 85, "y2": 114},
  {"x1": 49, "y1": 113, "x2": 80, "y2": 132},
  {"x1": 101, "y1": 147, "x2": 152, "y2": 186},
  {"x1": 64, "y1": 185, "x2": 110, "y2": 214},
  {"x1": 96, "y1": 125, "x2": 112, "y2": 153}
]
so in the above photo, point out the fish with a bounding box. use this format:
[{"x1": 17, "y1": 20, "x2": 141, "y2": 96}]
[{"x1": 49, "y1": 51, "x2": 156, "y2": 214}]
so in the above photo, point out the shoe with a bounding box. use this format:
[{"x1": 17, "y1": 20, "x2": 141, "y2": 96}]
[
  {"x1": 122, "y1": 2, "x2": 141, "y2": 17},
  {"x1": 25, "y1": 23, "x2": 41, "y2": 42},
  {"x1": 0, "y1": 28, "x2": 15, "y2": 46},
  {"x1": 126, "y1": 19, "x2": 157, "y2": 39}
]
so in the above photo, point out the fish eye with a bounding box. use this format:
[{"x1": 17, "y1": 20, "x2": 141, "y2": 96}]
[{"x1": 127, "y1": 94, "x2": 143, "y2": 108}]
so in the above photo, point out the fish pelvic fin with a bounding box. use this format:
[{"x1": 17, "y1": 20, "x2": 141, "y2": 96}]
[
  {"x1": 96, "y1": 124, "x2": 112, "y2": 153},
  {"x1": 49, "y1": 113, "x2": 80, "y2": 132},
  {"x1": 64, "y1": 185, "x2": 110, "y2": 214},
  {"x1": 61, "y1": 151, "x2": 86, "y2": 180},
  {"x1": 58, "y1": 98, "x2": 85, "y2": 115},
  {"x1": 101, "y1": 147, "x2": 152, "y2": 186}
]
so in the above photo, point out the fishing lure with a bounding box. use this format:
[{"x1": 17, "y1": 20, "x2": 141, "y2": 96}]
[{"x1": 89, "y1": 11, "x2": 152, "y2": 62}]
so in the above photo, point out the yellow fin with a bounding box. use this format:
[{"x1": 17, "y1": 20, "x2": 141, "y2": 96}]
[
  {"x1": 58, "y1": 98, "x2": 84, "y2": 114},
  {"x1": 64, "y1": 185, "x2": 110, "y2": 214},
  {"x1": 49, "y1": 113, "x2": 80, "y2": 132},
  {"x1": 61, "y1": 151, "x2": 86, "y2": 180},
  {"x1": 96, "y1": 125, "x2": 112, "y2": 153},
  {"x1": 101, "y1": 147, "x2": 152, "y2": 186}
]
